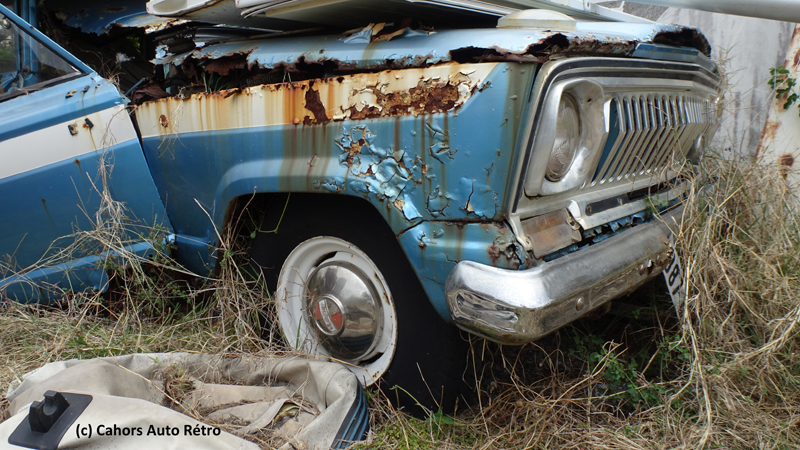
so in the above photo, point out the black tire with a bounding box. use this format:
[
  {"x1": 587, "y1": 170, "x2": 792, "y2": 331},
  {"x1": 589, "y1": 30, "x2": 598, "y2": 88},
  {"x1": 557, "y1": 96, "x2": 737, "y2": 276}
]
[{"x1": 249, "y1": 193, "x2": 471, "y2": 416}]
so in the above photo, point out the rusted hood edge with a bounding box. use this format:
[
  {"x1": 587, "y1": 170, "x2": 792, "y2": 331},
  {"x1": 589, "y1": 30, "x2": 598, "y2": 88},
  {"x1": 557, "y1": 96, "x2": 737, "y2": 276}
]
[{"x1": 154, "y1": 23, "x2": 710, "y2": 72}]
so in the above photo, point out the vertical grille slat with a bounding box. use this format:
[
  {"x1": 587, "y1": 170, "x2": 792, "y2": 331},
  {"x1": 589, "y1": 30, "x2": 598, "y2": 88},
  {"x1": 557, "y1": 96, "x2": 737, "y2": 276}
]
[
  {"x1": 628, "y1": 96, "x2": 657, "y2": 177},
  {"x1": 639, "y1": 96, "x2": 667, "y2": 176},
  {"x1": 613, "y1": 98, "x2": 646, "y2": 180},
  {"x1": 658, "y1": 96, "x2": 682, "y2": 167},
  {"x1": 605, "y1": 98, "x2": 637, "y2": 181},
  {"x1": 590, "y1": 92, "x2": 714, "y2": 187},
  {"x1": 593, "y1": 99, "x2": 626, "y2": 184},
  {"x1": 642, "y1": 96, "x2": 669, "y2": 171},
  {"x1": 674, "y1": 95, "x2": 694, "y2": 154},
  {"x1": 649, "y1": 96, "x2": 675, "y2": 172}
]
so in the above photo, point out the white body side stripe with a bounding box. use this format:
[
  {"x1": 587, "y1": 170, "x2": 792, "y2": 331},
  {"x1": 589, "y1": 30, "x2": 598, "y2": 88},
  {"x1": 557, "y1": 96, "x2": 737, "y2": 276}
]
[{"x1": 0, "y1": 105, "x2": 138, "y2": 180}]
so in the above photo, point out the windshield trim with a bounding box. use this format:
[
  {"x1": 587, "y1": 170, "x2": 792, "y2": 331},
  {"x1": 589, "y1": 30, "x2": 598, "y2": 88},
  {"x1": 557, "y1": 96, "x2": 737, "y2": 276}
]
[
  {"x1": 0, "y1": 73, "x2": 86, "y2": 103},
  {"x1": 0, "y1": 4, "x2": 92, "y2": 74}
]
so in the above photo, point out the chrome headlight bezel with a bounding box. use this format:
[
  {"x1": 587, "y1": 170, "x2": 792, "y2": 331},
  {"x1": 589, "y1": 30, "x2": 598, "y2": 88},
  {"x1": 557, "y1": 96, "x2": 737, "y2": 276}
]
[
  {"x1": 545, "y1": 93, "x2": 581, "y2": 182},
  {"x1": 523, "y1": 79, "x2": 609, "y2": 197}
]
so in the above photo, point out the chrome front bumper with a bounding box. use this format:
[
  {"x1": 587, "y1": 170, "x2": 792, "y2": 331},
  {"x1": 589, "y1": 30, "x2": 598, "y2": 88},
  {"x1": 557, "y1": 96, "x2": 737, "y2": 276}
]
[{"x1": 444, "y1": 205, "x2": 683, "y2": 345}]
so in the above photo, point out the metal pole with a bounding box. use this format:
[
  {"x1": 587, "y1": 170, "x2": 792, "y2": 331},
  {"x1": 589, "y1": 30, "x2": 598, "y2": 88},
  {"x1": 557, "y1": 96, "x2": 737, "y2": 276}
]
[{"x1": 626, "y1": 0, "x2": 800, "y2": 23}]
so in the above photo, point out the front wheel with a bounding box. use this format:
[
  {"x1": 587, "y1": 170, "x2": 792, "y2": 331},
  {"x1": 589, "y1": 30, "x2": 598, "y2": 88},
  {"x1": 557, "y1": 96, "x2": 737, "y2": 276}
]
[
  {"x1": 249, "y1": 194, "x2": 470, "y2": 414},
  {"x1": 277, "y1": 236, "x2": 397, "y2": 385}
]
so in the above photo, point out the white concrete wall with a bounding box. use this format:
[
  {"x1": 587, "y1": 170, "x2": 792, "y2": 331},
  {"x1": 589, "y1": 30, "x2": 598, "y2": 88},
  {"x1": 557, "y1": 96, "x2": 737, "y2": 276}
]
[{"x1": 597, "y1": 1, "x2": 794, "y2": 155}]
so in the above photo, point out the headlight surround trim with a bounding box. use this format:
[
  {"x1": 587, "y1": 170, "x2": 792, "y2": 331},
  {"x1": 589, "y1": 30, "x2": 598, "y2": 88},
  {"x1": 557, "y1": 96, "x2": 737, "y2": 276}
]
[
  {"x1": 523, "y1": 79, "x2": 609, "y2": 197},
  {"x1": 545, "y1": 93, "x2": 581, "y2": 182}
]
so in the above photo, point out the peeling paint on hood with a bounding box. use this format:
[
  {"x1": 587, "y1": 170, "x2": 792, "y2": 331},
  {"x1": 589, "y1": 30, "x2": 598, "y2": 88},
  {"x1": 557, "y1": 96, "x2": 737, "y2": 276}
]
[{"x1": 154, "y1": 22, "x2": 711, "y2": 71}]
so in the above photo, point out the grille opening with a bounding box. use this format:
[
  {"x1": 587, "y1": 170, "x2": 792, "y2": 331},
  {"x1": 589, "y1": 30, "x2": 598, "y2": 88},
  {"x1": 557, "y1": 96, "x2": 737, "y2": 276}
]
[{"x1": 590, "y1": 94, "x2": 712, "y2": 187}]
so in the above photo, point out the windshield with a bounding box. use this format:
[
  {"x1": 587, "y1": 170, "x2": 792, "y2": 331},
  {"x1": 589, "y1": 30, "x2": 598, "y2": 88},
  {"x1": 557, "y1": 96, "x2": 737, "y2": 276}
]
[{"x1": 0, "y1": 12, "x2": 82, "y2": 102}]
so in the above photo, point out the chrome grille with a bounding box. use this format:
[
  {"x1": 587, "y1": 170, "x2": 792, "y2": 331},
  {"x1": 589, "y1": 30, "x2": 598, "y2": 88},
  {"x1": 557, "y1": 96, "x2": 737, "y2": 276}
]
[{"x1": 591, "y1": 94, "x2": 713, "y2": 186}]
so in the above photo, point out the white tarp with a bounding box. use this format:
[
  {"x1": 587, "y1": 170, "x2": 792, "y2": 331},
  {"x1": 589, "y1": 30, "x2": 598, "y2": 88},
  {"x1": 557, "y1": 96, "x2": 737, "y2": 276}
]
[{"x1": 0, "y1": 353, "x2": 368, "y2": 450}]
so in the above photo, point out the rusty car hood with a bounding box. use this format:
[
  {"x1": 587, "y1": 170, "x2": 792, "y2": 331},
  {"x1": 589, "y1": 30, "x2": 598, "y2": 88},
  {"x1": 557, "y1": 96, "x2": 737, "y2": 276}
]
[{"x1": 153, "y1": 22, "x2": 711, "y2": 73}]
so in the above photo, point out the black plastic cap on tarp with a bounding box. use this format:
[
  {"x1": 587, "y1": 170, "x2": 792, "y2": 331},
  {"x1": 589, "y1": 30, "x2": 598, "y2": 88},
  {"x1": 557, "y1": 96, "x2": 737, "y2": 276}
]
[{"x1": 8, "y1": 391, "x2": 92, "y2": 450}]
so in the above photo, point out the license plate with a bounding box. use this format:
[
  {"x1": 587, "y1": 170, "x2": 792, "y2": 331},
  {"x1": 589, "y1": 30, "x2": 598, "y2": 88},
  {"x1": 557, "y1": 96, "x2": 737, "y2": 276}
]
[{"x1": 663, "y1": 234, "x2": 686, "y2": 314}]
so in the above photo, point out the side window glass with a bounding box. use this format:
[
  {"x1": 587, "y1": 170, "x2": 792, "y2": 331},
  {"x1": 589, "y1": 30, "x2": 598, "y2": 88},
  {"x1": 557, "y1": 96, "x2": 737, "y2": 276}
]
[{"x1": 0, "y1": 12, "x2": 83, "y2": 102}]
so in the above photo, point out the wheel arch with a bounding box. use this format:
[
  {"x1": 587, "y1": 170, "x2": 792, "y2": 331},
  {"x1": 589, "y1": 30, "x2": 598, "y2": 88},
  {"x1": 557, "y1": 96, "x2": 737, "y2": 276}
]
[{"x1": 221, "y1": 191, "x2": 446, "y2": 315}]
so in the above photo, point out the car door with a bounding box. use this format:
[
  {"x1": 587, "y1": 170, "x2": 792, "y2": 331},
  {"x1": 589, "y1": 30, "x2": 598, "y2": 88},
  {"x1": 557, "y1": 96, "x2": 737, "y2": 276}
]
[{"x1": 0, "y1": 5, "x2": 172, "y2": 302}]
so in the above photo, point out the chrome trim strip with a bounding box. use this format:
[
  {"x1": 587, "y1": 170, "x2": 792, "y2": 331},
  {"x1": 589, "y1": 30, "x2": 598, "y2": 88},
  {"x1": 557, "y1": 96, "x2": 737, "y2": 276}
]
[{"x1": 631, "y1": 43, "x2": 716, "y2": 72}]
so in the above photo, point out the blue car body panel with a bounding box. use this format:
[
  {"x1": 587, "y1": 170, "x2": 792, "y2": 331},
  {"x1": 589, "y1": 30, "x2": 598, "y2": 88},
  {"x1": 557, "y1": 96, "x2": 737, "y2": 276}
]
[
  {"x1": 131, "y1": 19, "x2": 713, "y2": 319},
  {"x1": 136, "y1": 62, "x2": 537, "y2": 313},
  {"x1": 0, "y1": 4, "x2": 172, "y2": 302},
  {"x1": 42, "y1": 0, "x2": 178, "y2": 35},
  {"x1": 0, "y1": 125, "x2": 173, "y2": 302},
  {"x1": 0, "y1": 75, "x2": 124, "y2": 142}
]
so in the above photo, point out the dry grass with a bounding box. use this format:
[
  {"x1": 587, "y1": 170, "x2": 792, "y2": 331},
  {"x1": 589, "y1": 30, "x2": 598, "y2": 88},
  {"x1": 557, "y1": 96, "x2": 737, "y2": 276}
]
[{"x1": 3, "y1": 154, "x2": 800, "y2": 449}]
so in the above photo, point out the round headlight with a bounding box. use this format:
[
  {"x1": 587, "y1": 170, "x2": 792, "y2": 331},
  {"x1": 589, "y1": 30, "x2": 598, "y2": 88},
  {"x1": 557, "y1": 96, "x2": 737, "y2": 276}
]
[{"x1": 546, "y1": 94, "x2": 580, "y2": 181}]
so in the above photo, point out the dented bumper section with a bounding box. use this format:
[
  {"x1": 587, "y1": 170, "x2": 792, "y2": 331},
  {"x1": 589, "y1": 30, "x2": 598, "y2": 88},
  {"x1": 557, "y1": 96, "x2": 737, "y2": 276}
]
[{"x1": 445, "y1": 205, "x2": 683, "y2": 345}]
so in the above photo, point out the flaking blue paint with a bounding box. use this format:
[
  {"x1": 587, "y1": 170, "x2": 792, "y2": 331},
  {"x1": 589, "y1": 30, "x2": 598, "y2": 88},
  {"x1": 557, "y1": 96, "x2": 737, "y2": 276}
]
[
  {"x1": 41, "y1": 0, "x2": 172, "y2": 35},
  {"x1": 397, "y1": 220, "x2": 525, "y2": 319}
]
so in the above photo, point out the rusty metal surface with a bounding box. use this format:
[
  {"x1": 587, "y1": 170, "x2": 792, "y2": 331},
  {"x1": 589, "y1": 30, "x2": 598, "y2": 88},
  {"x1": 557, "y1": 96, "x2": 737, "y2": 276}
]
[
  {"x1": 757, "y1": 23, "x2": 800, "y2": 188},
  {"x1": 136, "y1": 63, "x2": 532, "y2": 237},
  {"x1": 136, "y1": 63, "x2": 496, "y2": 130},
  {"x1": 127, "y1": 10, "x2": 711, "y2": 321},
  {"x1": 154, "y1": 22, "x2": 710, "y2": 72}
]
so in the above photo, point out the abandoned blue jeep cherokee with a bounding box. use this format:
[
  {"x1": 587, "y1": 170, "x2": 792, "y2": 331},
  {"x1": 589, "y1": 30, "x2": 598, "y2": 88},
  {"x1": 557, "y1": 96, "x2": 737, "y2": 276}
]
[{"x1": 0, "y1": 0, "x2": 720, "y2": 411}]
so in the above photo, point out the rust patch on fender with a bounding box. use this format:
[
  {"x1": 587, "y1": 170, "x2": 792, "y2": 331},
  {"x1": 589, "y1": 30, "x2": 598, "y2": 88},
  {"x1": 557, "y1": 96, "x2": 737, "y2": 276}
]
[
  {"x1": 342, "y1": 138, "x2": 366, "y2": 166},
  {"x1": 348, "y1": 78, "x2": 460, "y2": 119},
  {"x1": 131, "y1": 81, "x2": 169, "y2": 103},
  {"x1": 487, "y1": 243, "x2": 501, "y2": 264},
  {"x1": 135, "y1": 63, "x2": 497, "y2": 136},
  {"x1": 304, "y1": 86, "x2": 330, "y2": 123},
  {"x1": 205, "y1": 53, "x2": 251, "y2": 76},
  {"x1": 450, "y1": 33, "x2": 638, "y2": 64}
]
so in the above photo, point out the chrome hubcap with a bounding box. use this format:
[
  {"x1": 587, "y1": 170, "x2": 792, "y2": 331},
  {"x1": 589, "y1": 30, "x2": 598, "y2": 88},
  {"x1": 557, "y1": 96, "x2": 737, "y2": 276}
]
[
  {"x1": 306, "y1": 261, "x2": 383, "y2": 360},
  {"x1": 311, "y1": 295, "x2": 345, "y2": 336}
]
